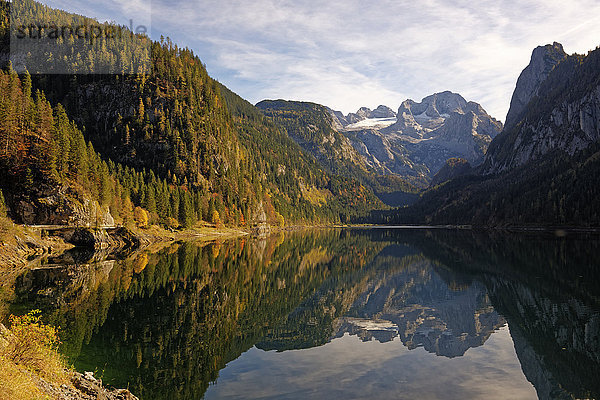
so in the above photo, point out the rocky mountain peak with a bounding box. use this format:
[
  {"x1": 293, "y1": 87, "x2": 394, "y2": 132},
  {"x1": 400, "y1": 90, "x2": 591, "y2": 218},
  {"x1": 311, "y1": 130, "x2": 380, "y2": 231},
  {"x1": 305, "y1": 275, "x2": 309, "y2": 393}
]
[
  {"x1": 370, "y1": 105, "x2": 397, "y2": 118},
  {"x1": 327, "y1": 92, "x2": 501, "y2": 185},
  {"x1": 389, "y1": 91, "x2": 500, "y2": 139},
  {"x1": 419, "y1": 91, "x2": 468, "y2": 117},
  {"x1": 332, "y1": 105, "x2": 398, "y2": 126},
  {"x1": 395, "y1": 91, "x2": 469, "y2": 121},
  {"x1": 356, "y1": 107, "x2": 372, "y2": 119},
  {"x1": 504, "y1": 42, "x2": 567, "y2": 129}
]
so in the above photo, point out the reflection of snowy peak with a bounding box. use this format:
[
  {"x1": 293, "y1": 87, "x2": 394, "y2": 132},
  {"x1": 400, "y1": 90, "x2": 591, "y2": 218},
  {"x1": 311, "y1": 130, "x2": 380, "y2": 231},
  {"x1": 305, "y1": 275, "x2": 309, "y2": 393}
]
[
  {"x1": 334, "y1": 259, "x2": 505, "y2": 357},
  {"x1": 329, "y1": 92, "x2": 502, "y2": 184}
]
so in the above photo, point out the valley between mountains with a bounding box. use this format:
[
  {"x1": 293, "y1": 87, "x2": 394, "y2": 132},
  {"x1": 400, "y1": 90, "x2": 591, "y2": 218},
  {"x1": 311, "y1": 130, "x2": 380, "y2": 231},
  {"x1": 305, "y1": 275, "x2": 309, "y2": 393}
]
[{"x1": 0, "y1": 0, "x2": 599, "y2": 256}]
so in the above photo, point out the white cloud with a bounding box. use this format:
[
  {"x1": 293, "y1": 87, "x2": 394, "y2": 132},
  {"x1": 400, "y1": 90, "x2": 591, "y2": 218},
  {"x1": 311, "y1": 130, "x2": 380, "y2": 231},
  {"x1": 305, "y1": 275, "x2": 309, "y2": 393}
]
[{"x1": 37, "y1": 0, "x2": 600, "y2": 121}]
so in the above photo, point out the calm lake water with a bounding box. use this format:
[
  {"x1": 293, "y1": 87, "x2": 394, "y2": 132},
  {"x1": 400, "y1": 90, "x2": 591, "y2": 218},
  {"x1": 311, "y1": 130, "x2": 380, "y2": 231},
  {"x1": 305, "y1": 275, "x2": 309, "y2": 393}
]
[{"x1": 9, "y1": 228, "x2": 600, "y2": 399}]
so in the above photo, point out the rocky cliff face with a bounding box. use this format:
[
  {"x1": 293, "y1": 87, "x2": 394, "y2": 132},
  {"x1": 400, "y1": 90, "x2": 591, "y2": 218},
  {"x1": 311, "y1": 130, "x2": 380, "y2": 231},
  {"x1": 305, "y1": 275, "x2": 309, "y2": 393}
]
[
  {"x1": 370, "y1": 105, "x2": 397, "y2": 118},
  {"x1": 504, "y1": 42, "x2": 567, "y2": 130},
  {"x1": 10, "y1": 183, "x2": 115, "y2": 227},
  {"x1": 483, "y1": 43, "x2": 600, "y2": 175}
]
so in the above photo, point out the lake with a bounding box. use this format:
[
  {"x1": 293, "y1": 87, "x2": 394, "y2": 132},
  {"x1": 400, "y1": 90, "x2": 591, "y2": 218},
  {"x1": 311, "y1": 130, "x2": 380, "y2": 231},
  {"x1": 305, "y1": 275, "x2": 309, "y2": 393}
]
[{"x1": 8, "y1": 228, "x2": 600, "y2": 399}]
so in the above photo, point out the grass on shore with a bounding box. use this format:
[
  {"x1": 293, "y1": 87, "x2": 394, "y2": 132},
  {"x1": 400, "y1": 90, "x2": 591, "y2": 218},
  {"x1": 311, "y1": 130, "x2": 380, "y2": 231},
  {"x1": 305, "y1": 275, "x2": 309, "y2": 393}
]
[
  {"x1": 0, "y1": 310, "x2": 70, "y2": 400},
  {"x1": 133, "y1": 222, "x2": 250, "y2": 245}
]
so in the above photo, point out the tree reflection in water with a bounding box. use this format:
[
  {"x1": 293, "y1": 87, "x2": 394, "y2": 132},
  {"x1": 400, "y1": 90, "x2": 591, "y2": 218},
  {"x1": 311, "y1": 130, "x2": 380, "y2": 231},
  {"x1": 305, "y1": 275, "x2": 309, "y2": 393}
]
[{"x1": 11, "y1": 228, "x2": 600, "y2": 400}]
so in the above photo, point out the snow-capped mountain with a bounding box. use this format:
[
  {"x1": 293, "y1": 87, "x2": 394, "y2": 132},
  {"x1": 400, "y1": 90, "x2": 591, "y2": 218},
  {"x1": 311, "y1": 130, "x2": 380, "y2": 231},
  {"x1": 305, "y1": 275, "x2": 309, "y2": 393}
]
[
  {"x1": 331, "y1": 105, "x2": 397, "y2": 128},
  {"x1": 329, "y1": 92, "x2": 503, "y2": 183}
]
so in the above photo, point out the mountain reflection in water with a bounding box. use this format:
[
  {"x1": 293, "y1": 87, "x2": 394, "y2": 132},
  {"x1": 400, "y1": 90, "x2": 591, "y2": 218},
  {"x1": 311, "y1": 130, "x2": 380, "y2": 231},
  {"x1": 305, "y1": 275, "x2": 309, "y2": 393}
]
[
  {"x1": 333, "y1": 255, "x2": 505, "y2": 358},
  {"x1": 10, "y1": 229, "x2": 600, "y2": 400}
]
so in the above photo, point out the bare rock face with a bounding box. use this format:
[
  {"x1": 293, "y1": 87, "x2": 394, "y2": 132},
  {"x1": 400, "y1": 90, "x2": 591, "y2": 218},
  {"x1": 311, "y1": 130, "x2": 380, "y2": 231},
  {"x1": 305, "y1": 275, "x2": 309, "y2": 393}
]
[
  {"x1": 388, "y1": 91, "x2": 485, "y2": 138},
  {"x1": 369, "y1": 105, "x2": 397, "y2": 118},
  {"x1": 350, "y1": 129, "x2": 395, "y2": 164},
  {"x1": 504, "y1": 42, "x2": 567, "y2": 130},
  {"x1": 483, "y1": 43, "x2": 600, "y2": 175},
  {"x1": 336, "y1": 92, "x2": 501, "y2": 183},
  {"x1": 346, "y1": 107, "x2": 372, "y2": 123},
  {"x1": 46, "y1": 226, "x2": 140, "y2": 249},
  {"x1": 485, "y1": 84, "x2": 600, "y2": 174},
  {"x1": 11, "y1": 183, "x2": 115, "y2": 227},
  {"x1": 328, "y1": 109, "x2": 350, "y2": 128}
]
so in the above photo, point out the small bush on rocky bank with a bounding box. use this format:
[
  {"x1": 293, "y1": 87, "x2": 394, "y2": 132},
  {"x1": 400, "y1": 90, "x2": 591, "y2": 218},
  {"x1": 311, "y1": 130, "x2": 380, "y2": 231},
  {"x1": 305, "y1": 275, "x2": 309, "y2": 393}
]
[{"x1": 0, "y1": 310, "x2": 69, "y2": 400}]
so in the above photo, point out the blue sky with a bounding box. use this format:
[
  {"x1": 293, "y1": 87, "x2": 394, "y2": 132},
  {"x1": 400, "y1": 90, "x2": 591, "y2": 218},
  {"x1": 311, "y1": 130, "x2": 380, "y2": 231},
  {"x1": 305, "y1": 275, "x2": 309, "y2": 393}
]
[{"x1": 37, "y1": 0, "x2": 600, "y2": 121}]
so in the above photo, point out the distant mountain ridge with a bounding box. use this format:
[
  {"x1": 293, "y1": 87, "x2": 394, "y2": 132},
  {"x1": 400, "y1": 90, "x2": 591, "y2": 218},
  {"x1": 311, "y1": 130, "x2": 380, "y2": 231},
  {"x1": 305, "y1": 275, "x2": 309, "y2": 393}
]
[
  {"x1": 258, "y1": 92, "x2": 501, "y2": 191},
  {"x1": 332, "y1": 105, "x2": 397, "y2": 127},
  {"x1": 329, "y1": 91, "x2": 502, "y2": 183}
]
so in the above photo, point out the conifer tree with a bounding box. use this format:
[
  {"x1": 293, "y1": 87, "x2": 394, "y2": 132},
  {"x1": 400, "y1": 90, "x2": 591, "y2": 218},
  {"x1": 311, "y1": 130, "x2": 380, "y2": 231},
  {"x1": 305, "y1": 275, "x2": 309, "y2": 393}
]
[
  {"x1": 0, "y1": 188, "x2": 6, "y2": 217},
  {"x1": 179, "y1": 190, "x2": 193, "y2": 228}
]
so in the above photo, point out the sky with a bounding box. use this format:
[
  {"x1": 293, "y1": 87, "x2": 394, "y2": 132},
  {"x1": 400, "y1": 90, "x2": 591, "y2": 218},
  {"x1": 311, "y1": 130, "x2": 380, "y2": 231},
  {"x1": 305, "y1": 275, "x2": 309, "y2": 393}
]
[{"x1": 36, "y1": 0, "x2": 600, "y2": 122}]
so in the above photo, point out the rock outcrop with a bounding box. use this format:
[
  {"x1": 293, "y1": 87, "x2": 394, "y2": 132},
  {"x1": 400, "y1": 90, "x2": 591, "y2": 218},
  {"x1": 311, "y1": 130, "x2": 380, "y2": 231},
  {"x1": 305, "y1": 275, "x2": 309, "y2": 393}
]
[
  {"x1": 10, "y1": 183, "x2": 115, "y2": 227},
  {"x1": 483, "y1": 43, "x2": 600, "y2": 175},
  {"x1": 504, "y1": 42, "x2": 567, "y2": 130},
  {"x1": 35, "y1": 368, "x2": 138, "y2": 400},
  {"x1": 70, "y1": 371, "x2": 138, "y2": 400},
  {"x1": 46, "y1": 226, "x2": 140, "y2": 250}
]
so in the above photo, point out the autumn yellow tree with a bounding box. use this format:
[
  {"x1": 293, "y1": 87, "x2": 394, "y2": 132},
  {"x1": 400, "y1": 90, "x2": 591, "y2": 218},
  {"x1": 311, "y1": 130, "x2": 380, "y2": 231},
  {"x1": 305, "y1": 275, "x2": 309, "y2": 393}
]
[
  {"x1": 276, "y1": 212, "x2": 285, "y2": 227},
  {"x1": 211, "y1": 210, "x2": 221, "y2": 226},
  {"x1": 133, "y1": 206, "x2": 149, "y2": 228}
]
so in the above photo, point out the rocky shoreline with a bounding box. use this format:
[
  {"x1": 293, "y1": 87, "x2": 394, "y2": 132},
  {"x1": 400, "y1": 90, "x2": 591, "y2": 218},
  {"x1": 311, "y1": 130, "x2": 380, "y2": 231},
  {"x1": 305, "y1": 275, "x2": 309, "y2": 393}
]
[
  {"x1": 1, "y1": 321, "x2": 138, "y2": 400},
  {"x1": 36, "y1": 369, "x2": 138, "y2": 400}
]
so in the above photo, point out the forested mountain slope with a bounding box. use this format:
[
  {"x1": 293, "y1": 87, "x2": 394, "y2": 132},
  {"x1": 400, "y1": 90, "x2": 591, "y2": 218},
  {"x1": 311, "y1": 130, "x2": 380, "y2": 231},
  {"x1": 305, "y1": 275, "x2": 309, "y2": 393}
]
[
  {"x1": 256, "y1": 100, "x2": 419, "y2": 206},
  {"x1": 0, "y1": 0, "x2": 384, "y2": 228}
]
